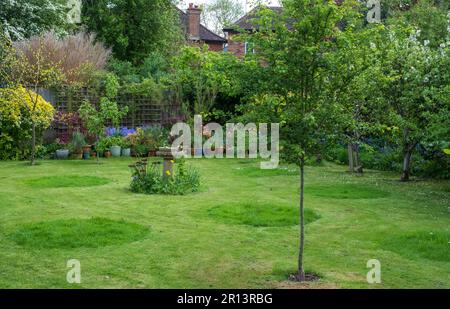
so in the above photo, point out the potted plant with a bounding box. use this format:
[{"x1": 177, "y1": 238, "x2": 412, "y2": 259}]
[
  {"x1": 109, "y1": 136, "x2": 123, "y2": 157},
  {"x1": 70, "y1": 131, "x2": 86, "y2": 160},
  {"x1": 104, "y1": 149, "x2": 112, "y2": 158},
  {"x1": 56, "y1": 148, "x2": 69, "y2": 159},
  {"x1": 82, "y1": 144, "x2": 92, "y2": 155},
  {"x1": 55, "y1": 139, "x2": 70, "y2": 159},
  {"x1": 121, "y1": 137, "x2": 131, "y2": 157}
]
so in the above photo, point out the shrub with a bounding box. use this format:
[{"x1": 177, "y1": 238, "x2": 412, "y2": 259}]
[
  {"x1": 0, "y1": 86, "x2": 54, "y2": 160},
  {"x1": 95, "y1": 136, "x2": 123, "y2": 153},
  {"x1": 130, "y1": 159, "x2": 200, "y2": 195},
  {"x1": 125, "y1": 126, "x2": 168, "y2": 156},
  {"x1": 13, "y1": 31, "x2": 111, "y2": 85}
]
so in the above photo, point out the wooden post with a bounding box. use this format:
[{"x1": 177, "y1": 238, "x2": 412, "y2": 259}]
[{"x1": 162, "y1": 158, "x2": 173, "y2": 179}]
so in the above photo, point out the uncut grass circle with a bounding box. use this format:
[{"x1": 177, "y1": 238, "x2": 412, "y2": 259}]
[
  {"x1": 25, "y1": 175, "x2": 110, "y2": 188},
  {"x1": 207, "y1": 203, "x2": 320, "y2": 227},
  {"x1": 306, "y1": 184, "x2": 389, "y2": 199},
  {"x1": 10, "y1": 218, "x2": 150, "y2": 249},
  {"x1": 382, "y1": 231, "x2": 450, "y2": 262}
]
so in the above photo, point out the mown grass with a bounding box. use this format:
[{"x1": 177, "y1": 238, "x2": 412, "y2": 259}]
[
  {"x1": 306, "y1": 184, "x2": 389, "y2": 199},
  {"x1": 0, "y1": 158, "x2": 448, "y2": 288},
  {"x1": 383, "y1": 231, "x2": 450, "y2": 262},
  {"x1": 25, "y1": 175, "x2": 110, "y2": 188}
]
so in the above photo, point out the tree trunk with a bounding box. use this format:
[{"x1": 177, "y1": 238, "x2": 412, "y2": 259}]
[
  {"x1": 401, "y1": 149, "x2": 413, "y2": 182},
  {"x1": 30, "y1": 122, "x2": 36, "y2": 166},
  {"x1": 353, "y1": 144, "x2": 363, "y2": 175},
  {"x1": 297, "y1": 156, "x2": 306, "y2": 281},
  {"x1": 348, "y1": 143, "x2": 354, "y2": 173}
]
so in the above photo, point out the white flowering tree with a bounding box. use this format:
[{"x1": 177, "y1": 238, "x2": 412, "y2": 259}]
[
  {"x1": 0, "y1": 0, "x2": 70, "y2": 40},
  {"x1": 377, "y1": 23, "x2": 450, "y2": 181}
]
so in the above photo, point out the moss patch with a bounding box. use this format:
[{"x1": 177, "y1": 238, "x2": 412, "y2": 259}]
[
  {"x1": 208, "y1": 202, "x2": 320, "y2": 227},
  {"x1": 306, "y1": 184, "x2": 389, "y2": 199},
  {"x1": 25, "y1": 176, "x2": 110, "y2": 188},
  {"x1": 10, "y1": 218, "x2": 150, "y2": 249}
]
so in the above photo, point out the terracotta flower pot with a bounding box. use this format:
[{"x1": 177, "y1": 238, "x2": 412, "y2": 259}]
[
  {"x1": 82, "y1": 145, "x2": 92, "y2": 154},
  {"x1": 104, "y1": 151, "x2": 112, "y2": 158}
]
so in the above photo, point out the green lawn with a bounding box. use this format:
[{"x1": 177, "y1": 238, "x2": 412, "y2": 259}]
[{"x1": 0, "y1": 158, "x2": 448, "y2": 288}]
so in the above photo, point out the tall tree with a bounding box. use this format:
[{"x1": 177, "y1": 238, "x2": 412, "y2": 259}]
[
  {"x1": 377, "y1": 26, "x2": 449, "y2": 181},
  {"x1": 81, "y1": 0, "x2": 183, "y2": 64},
  {"x1": 202, "y1": 0, "x2": 245, "y2": 35},
  {"x1": 384, "y1": 0, "x2": 449, "y2": 48}
]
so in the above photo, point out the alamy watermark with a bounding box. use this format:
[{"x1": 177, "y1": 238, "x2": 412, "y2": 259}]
[
  {"x1": 170, "y1": 115, "x2": 279, "y2": 169},
  {"x1": 366, "y1": 259, "x2": 381, "y2": 284},
  {"x1": 66, "y1": 259, "x2": 81, "y2": 284},
  {"x1": 367, "y1": 0, "x2": 381, "y2": 23}
]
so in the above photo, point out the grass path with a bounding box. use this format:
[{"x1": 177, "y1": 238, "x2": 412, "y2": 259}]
[{"x1": 0, "y1": 158, "x2": 448, "y2": 288}]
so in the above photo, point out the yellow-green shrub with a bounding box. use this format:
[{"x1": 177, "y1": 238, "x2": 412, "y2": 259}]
[{"x1": 0, "y1": 86, "x2": 55, "y2": 160}]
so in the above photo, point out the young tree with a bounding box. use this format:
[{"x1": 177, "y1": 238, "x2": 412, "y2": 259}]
[
  {"x1": 79, "y1": 73, "x2": 128, "y2": 146},
  {"x1": 0, "y1": 33, "x2": 59, "y2": 165},
  {"x1": 244, "y1": 0, "x2": 359, "y2": 281}
]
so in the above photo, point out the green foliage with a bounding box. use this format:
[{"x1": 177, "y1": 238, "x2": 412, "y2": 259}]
[
  {"x1": 239, "y1": 0, "x2": 359, "y2": 165},
  {"x1": 95, "y1": 136, "x2": 124, "y2": 153},
  {"x1": 125, "y1": 127, "x2": 168, "y2": 155},
  {"x1": 385, "y1": 0, "x2": 449, "y2": 48},
  {"x1": 123, "y1": 78, "x2": 164, "y2": 103},
  {"x1": 170, "y1": 46, "x2": 240, "y2": 118},
  {"x1": 81, "y1": 0, "x2": 182, "y2": 64},
  {"x1": 0, "y1": 86, "x2": 55, "y2": 160},
  {"x1": 78, "y1": 79, "x2": 128, "y2": 142},
  {"x1": 70, "y1": 131, "x2": 86, "y2": 153},
  {"x1": 107, "y1": 52, "x2": 169, "y2": 85},
  {"x1": 104, "y1": 73, "x2": 120, "y2": 99},
  {"x1": 130, "y1": 159, "x2": 200, "y2": 195},
  {"x1": 202, "y1": 0, "x2": 245, "y2": 35},
  {"x1": 0, "y1": 0, "x2": 71, "y2": 40}
]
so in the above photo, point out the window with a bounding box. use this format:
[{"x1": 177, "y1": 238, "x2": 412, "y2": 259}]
[{"x1": 244, "y1": 42, "x2": 255, "y2": 54}]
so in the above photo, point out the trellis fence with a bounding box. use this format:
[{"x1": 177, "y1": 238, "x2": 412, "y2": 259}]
[{"x1": 36, "y1": 86, "x2": 185, "y2": 143}]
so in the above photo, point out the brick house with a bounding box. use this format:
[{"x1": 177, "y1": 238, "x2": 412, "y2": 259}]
[
  {"x1": 223, "y1": 2, "x2": 347, "y2": 57},
  {"x1": 223, "y1": 7, "x2": 283, "y2": 57},
  {"x1": 179, "y1": 3, "x2": 227, "y2": 52}
]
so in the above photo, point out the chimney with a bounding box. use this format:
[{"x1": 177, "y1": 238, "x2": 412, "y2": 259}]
[{"x1": 187, "y1": 3, "x2": 201, "y2": 41}]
